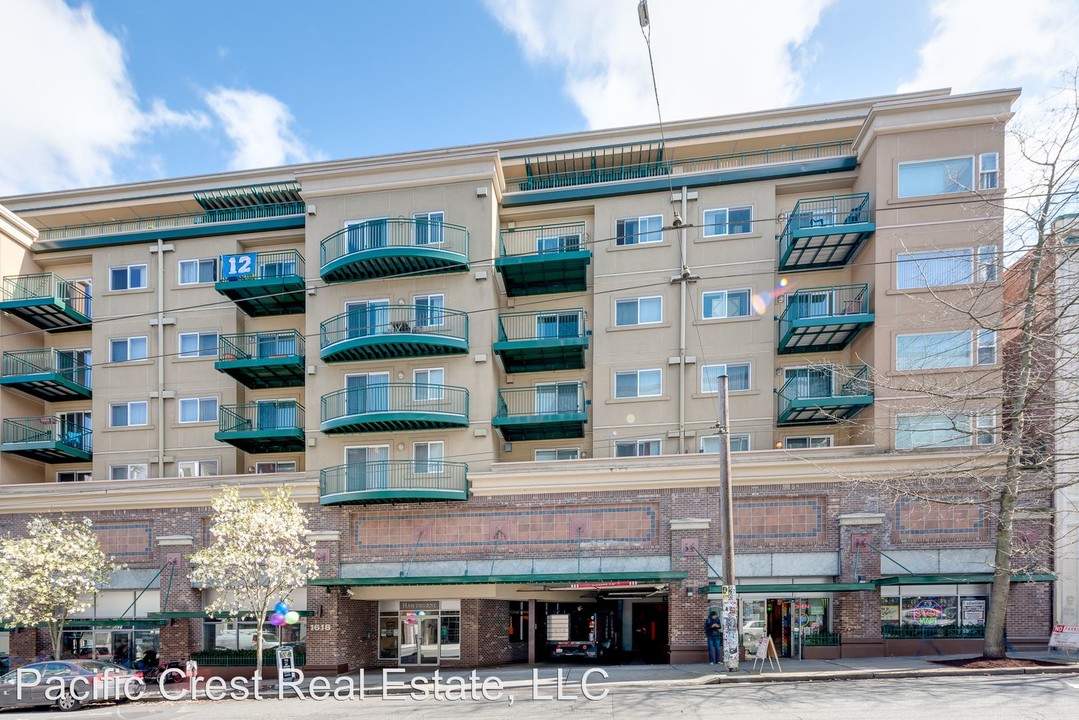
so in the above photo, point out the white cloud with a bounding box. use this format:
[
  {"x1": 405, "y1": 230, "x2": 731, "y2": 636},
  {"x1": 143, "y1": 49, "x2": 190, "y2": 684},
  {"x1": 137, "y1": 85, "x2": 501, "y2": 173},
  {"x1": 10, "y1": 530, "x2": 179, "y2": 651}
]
[
  {"x1": 484, "y1": 0, "x2": 834, "y2": 129},
  {"x1": 204, "y1": 88, "x2": 321, "y2": 170},
  {"x1": 0, "y1": 0, "x2": 207, "y2": 195}
]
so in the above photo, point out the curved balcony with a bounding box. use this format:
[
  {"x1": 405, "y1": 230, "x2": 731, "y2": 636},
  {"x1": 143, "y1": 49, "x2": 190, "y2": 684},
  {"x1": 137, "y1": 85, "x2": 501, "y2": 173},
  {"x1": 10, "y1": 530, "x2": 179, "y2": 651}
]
[
  {"x1": 1, "y1": 348, "x2": 92, "y2": 400},
  {"x1": 496, "y1": 223, "x2": 591, "y2": 297},
  {"x1": 320, "y1": 305, "x2": 468, "y2": 363},
  {"x1": 215, "y1": 249, "x2": 306, "y2": 317},
  {"x1": 320, "y1": 218, "x2": 469, "y2": 283},
  {"x1": 215, "y1": 401, "x2": 305, "y2": 453},
  {"x1": 1, "y1": 417, "x2": 92, "y2": 463},
  {"x1": 321, "y1": 383, "x2": 469, "y2": 434},
  {"x1": 0, "y1": 273, "x2": 91, "y2": 332},
  {"x1": 320, "y1": 460, "x2": 468, "y2": 505}
]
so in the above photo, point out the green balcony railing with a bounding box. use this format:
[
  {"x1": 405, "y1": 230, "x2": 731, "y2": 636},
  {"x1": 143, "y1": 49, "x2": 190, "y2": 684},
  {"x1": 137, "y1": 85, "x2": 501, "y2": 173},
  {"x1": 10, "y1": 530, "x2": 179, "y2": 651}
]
[
  {"x1": 778, "y1": 283, "x2": 872, "y2": 354},
  {"x1": 778, "y1": 192, "x2": 873, "y2": 270},
  {"x1": 881, "y1": 624, "x2": 984, "y2": 640},
  {"x1": 513, "y1": 140, "x2": 853, "y2": 192},
  {"x1": 499, "y1": 223, "x2": 588, "y2": 258},
  {"x1": 800, "y1": 631, "x2": 842, "y2": 647},
  {"x1": 37, "y1": 202, "x2": 306, "y2": 241},
  {"x1": 218, "y1": 249, "x2": 305, "y2": 283},
  {"x1": 320, "y1": 383, "x2": 469, "y2": 432},
  {"x1": 1, "y1": 348, "x2": 92, "y2": 389},
  {"x1": 320, "y1": 218, "x2": 469, "y2": 281},
  {"x1": 189, "y1": 648, "x2": 307, "y2": 667},
  {"x1": 496, "y1": 383, "x2": 586, "y2": 418},
  {"x1": 777, "y1": 364, "x2": 872, "y2": 424},
  {"x1": 497, "y1": 309, "x2": 586, "y2": 343},
  {"x1": 218, "y1": 401, "x2": 304, "y2": 434},
  {"x1": 319, "y1": 460, "x2": 469, "y2": 505},
  {"x1": 219, "y1": 330, "x2": 305, "y2": 361},
  {"x1": 2, "y1": 416, "x2": 92, "y2": 453},
  {"x1": 319, "y1": 305, "x2": 468, "y2": 359},
  {"x1": 1, "y1": 273, "x2": 92, "y2": 320}
]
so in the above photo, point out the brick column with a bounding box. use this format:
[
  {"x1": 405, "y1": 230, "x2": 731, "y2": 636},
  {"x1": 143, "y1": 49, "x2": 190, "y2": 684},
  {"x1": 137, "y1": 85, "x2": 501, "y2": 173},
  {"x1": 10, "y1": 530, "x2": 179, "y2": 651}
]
[
  {"x1": 156, "y1": 535, "x2": 201, "y2": 662},
  {"x1": 9, "y1": 627, "x2": 50, "y2": 665},
  {"x1": 303, "y1": 530, "x2": 354, "y2": 673},
  {"x1": 835, "y1": 513, "x2": 884, "y2": 656},
  {"x1": 668, "y1": 518, "x2": 712, "y2": 663}
]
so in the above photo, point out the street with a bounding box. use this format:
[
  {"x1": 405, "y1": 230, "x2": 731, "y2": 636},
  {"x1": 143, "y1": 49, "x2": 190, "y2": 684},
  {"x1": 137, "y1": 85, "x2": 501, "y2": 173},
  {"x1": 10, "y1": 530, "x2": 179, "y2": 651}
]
[{"x1": 5, "y1": 673, "x2": 1077, "y2": 720}]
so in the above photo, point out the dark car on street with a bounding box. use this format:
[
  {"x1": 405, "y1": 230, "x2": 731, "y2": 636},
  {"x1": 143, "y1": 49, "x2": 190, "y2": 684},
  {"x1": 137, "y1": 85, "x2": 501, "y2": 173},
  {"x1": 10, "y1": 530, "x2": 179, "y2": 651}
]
[{"x1": 0, "y1": 659, "x2": 145, "y2": 712}]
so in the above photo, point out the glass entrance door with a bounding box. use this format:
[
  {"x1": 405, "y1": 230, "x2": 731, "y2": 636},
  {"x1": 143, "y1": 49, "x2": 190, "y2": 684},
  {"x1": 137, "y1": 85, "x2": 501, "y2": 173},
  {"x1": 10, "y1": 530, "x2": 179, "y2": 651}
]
[{"x1": 418, "y1": 616, "x2": 440, "y2": 665}]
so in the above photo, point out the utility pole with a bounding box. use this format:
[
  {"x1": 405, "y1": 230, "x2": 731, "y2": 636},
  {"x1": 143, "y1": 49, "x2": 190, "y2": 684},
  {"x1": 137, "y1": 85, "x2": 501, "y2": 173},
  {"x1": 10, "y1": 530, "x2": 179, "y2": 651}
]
[{"x1": 717, "y1": 374, "x2": 739, "y2": 671}]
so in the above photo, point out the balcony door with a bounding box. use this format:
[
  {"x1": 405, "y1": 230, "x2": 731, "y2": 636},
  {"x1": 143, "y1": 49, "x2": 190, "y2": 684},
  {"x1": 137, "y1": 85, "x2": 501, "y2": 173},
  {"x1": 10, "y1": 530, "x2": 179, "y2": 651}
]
[
  {"x1": 256, "y1": 332, "x2": 295, "y2": 358},
  {"x1": 535, "y1": 382, "x2": 579, "y2": 414},
  {"x1": 56, "y1": 348, "x2": 92, "y2": 388},
  {"x1": 784, "y1": 367, "x2": 833, "y2": 399},
  {"x1": 791, "y1": 290, "x2": 832, "y2": 319},
  {"x1": 257, "y1": 400, "x2": 295, "y2": 431},
  {"x1": 535, "y1": 312, "x2": 579, "y2": 339},
  {"x1": 57, "y1": 411, "x2": 91, "y2": 452},
  {"x1": 345, "y1": 300, "x2": 389, "y2": 338},
  {"x1": 346, "y1": 373, "x2": 389, "y2": 415},
  {"x1": 345, "y1": 219, "x2": 387, "y2": 252},
  {"x1": 344, "y1": 446, "x2": 389, "y2": 490}
]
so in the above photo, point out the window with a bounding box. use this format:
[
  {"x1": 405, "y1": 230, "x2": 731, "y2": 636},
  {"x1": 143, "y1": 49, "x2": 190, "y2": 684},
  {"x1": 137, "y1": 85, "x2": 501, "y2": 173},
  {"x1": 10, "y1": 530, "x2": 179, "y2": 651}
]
[
  {"x1": 977, "y1": 246, "x2": 998, "y2": 282},
  {"x1": 535, "y1": 448, "x2": 579, "y2": 461},
  {"x1": 414, "y1": 211, "x2": 445, "y2": 245},
  {"x1": 615, "y1": 439, "x2": 661, "y2": 457},
  {"x1": 703, "y1": 206, "x2": 753, "y2": 236},
  {"x1": 615, "y1": 296, "x2": 662, "y2": 326},
  {"x1": 896, "y1": 331, "x2": 973, "y2": 370},
  {"x1": 977, "y1": 330, "x2": 997, "y2": 365},
  {"x1": 110, "y1": 401, "x2": 147, "y2": 427},
  {"x1": 510, "y1": 602, "x2": 530, "y2": 643},
  {"x1": 57, "y1": 471, "x2": 92, "y2": 483},
  {"x1": 976, "y1": 412, "x2": 997, "y2": 446},
  {"x1": 414, "y1": 294, "x2": 445, "y2": 327},
  {"x1": 536, "y1": 230, "x2": 581, "y2": 254},
  {"x1": 979, "y1": 153, "x2": 999, "y2": 190},
  {"x1": 701, "y1": 289, "x2": 751, "y2": 319},
  {"x1": 256, "y1": 461, "x2": 297, "y2": 474},
  {"x1": 701, "y1": 363, "x2": 751, "y2": 393},
  {"x1": 178, "y1": 258, "x2": 218, "y2": 285},
  {"x1": 109, "y1": 336, "x2": 147, "y2": 362},
  {"x1": 896, "y1": 247, "x2": 1000, "y2": 289},
  {"x1": 413, "y1": 368, "x2": 445, "y2": 401},
  {"x1": 179, "y1": 397, "x2": 218, "y2": 423},
  {"x1": 615, "y1": 214, "x2": 663, "y2": 245},
  {"x1": 701, "y1": 434, "x2": 750, "y2": 453},
  {"x1": 178, "y1": 460, "x2": 218, "y2": 478},
  {"x1": 615, "y1": 369, "x2": 662, "y2": 398},
  {"x1": 897, "y1": 157, "x2": 975, "y2": 197},
  {"x1": 896, "y1": 413, "x2": 973, "y2": 449},
  {"x1": 414, "y1": 441, "x2": 444, "y2": 474},
  {"x1": 109, "y1": 463, "x2": 147, "y2": 481},
  {"x1": 109, "y1": 264, "x2": 147, "y2": 291},
  {"x1": 784, "y1": 436, "x2": 833, "y2": 449},
  {"x1": 178, "y1": 331, "x2": 218, "y2": 358}
]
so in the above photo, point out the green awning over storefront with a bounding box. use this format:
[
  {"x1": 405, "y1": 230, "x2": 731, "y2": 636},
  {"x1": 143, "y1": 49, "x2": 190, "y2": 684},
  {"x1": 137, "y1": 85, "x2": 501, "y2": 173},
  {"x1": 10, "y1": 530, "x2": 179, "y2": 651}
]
[
  {"x1": 147, "y1": 611, "x2": 313, "y2": 620},
  {"x1": 706, "y1": 573, "x2": 1056, "y2": 595}
]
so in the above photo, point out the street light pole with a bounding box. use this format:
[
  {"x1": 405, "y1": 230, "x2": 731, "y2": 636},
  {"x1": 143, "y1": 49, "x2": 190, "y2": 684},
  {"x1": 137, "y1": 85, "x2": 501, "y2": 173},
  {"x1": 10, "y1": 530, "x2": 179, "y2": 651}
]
[{"x1": 717, "y1": 374, "x2": 739, "y2": 671}]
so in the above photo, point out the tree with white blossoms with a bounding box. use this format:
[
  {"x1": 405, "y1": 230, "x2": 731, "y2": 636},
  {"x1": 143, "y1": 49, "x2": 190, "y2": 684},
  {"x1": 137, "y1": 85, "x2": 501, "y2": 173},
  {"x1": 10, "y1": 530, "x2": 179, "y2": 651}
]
[
  {"x1": 0, "y1": 517, "x2": 120, "y2": 661},
  {"x1": 189, "y1": 486, "x2": 318, "y2": 681}
]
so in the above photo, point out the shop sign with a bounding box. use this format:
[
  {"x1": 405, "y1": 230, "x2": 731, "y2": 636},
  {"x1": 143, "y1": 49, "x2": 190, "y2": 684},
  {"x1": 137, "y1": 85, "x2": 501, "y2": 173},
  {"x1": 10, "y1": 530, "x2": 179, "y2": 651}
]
[
  {"x1": 400, "y1": 601, "x2": 439, "y2": 612},
  {"x1": 961, "y1": 599, "x2": 986, "y2": 626},
  {"x1": 881, "y1": 604, "x2": 899, "y2": 622},
  {"x1": 1049, "y1": 625, "x2": 1079, "y2": 651},
  {"x1": 909, "y1": 599, "x2": 943, "y2": 626}
]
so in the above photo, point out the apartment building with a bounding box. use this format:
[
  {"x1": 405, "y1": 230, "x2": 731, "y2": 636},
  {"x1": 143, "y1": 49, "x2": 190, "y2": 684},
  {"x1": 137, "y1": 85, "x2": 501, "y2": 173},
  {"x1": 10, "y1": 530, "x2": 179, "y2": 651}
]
[{"x1": 0, "y1": 86, "x2": 1055, "y2": 671}]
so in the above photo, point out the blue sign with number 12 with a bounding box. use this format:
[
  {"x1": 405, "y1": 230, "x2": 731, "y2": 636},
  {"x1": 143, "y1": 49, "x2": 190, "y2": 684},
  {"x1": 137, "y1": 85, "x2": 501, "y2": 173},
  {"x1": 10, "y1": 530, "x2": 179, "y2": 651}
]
[{"x1": 222, "y1": 253, "x2": 257, "y2": 279}]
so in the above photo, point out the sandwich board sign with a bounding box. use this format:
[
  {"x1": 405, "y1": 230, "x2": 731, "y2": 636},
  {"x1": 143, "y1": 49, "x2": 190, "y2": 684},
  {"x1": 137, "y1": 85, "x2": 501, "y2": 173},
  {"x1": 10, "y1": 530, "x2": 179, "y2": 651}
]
[
  {"x1": 752, "y1": 635, "x2": 782, "y2": 673},
  {"x1": 276, "y1": 645, "x2": 298, "y2": 682}
]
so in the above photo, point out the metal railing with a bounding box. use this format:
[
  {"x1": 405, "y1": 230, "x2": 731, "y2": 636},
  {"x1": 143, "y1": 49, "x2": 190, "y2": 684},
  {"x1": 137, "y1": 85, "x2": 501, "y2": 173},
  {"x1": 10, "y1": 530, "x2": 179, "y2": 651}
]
[
  {"x1": 320, "y1": 460, "x2": 468, "y2": 497},
  {"x1": 881, "y1": 624, "x2": 984, "y2": 639},
  {"x1": 320, "y1": 217, "x2": 469, "y2": 268},
  {"x1": 499, "y1": 222, "x2": 588, "y2": 258},
  {"x1": 319, "y1": 305, "x2": 468, "y2": 351},
  {"x1": 37, "y1": 202, "x2": 306, "y2": 241},
  {"x1": 779, "y1": 192, "x2": 871, "y2": 258},
  {"x1": 189, "y1": 648, "x2": 307, "y2": 667},
  {"x1": 218, "y1": 330, "x2": 304, "y2": 361},
  {"x1": 1, "y1": 348, "x2": 91, "y2": 387},
  {"x1": 218, "y1": 402, "x2": 304, "y2": 434},
  {"x1": 321, "y1": 383, "x2": 469, "y2": 424},
  {"x1": 218, "y1": 249, "x2": 304, "y2": 282},
  {"x1": 514, "y1": 141, "x2": 853, "y2": 192},
  {"x1": 495, "y1": 383, "x2": 586, "y2": 418},
  {"x1": 779, "y1": 284, "x2": 870, "y2": 335},
  {"x1": 800, "y1": 631, "x2": 842, "y2": 647},
  {"x1": 1, "y1": 273, "x2": 91, "y2": 318},
  {"x1": 778, "y1": 364, "x2": 872, "y2": 416},
  {"x1": 2, "y1": 416, "x2": 92, "y2": 452},
  {"x1": 497, "y1": 309, "x2": 586, "y2": 342}
]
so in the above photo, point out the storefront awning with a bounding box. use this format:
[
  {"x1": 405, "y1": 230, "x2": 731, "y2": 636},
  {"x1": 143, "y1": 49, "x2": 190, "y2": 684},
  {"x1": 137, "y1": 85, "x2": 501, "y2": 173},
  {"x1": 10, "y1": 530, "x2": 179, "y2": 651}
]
[
  {"x1": 147, "y1": 611, "x2": 314, "y2": 620},
  {"x1": 876, "y1": 573, "x2": 1055, "y2": 586},
  {"x1": 723, "y1": 582, "x2": 878, "y2": 594},
  {"x1": 310, "y1": 571, "x2": 688, "y2": 588},
  {"x1": 59, "y1": 618, "x2": 165, "y2": 628}
]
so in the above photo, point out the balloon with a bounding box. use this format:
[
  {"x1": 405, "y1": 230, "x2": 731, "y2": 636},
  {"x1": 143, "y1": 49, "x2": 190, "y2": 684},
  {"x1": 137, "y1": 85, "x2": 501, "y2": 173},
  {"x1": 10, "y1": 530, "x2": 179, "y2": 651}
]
[
  {"x1": 274, "y1": 601, "x2": 290, "y2": 616},
  {"x1": 284, "y1": 611, "x2": 300, "y2": 625},
  {"x1": 417, "y1": 611, "x2": 425, "y2": 616},
  {"x1": 269, "y1": 612, "x2": 286, "y2": 627}
]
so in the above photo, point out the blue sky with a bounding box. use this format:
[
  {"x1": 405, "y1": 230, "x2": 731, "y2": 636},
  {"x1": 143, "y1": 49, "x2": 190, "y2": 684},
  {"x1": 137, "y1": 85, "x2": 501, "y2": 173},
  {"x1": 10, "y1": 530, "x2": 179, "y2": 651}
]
[{"x1": 1, "y1": 0, "x2": 1075, "y2": 195}]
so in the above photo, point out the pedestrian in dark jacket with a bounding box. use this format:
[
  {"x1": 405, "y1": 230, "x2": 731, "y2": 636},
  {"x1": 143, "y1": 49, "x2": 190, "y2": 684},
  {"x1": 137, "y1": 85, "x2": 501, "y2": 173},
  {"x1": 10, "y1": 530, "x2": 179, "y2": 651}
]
[{"x1": 705, "y1": 611, "x2": 723, "y2": 664}]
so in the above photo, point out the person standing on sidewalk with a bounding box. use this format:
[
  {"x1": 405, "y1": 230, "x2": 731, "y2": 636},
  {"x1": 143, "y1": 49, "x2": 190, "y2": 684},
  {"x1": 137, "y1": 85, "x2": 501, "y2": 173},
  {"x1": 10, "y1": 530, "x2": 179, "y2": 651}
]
[{"x1": 705, "y1": 611, "x2": 723, "y2": 664}]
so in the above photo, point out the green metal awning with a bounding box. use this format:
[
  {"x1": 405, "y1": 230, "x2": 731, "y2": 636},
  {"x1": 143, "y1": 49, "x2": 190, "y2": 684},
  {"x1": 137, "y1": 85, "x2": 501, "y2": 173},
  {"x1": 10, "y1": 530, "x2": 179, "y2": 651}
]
[
  {"x1": 63, "y1": 618, "x2": 166, "y2": 627},
  {"x1": 723, "y1": 582, "x2": 878, "y2": 594},
  {"x1": 876, "y1": 573, "x2": 1055, "y2": 586},
  {"x1": 147, "y1": 610, "x2": 314, "y2": 619},
  {"x1": 194, "y1": 182, "x2": 302, "y2": 210},
  {"x1": 311, "y1": 571, "x2": 688, "y2": 588}
]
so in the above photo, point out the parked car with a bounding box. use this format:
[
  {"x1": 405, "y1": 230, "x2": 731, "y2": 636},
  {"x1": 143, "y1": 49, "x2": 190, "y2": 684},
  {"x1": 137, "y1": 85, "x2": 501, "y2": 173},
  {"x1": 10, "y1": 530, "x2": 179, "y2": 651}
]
[{"x1": 0, "y1": 660, "x2": 145, "y2": 712}]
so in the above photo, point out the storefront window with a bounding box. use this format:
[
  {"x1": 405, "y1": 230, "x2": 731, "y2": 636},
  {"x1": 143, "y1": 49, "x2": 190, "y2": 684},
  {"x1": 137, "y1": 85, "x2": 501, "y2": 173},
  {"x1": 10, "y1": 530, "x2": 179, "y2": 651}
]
[
  {"x1": 510, "y1": 602, "x2": 529, "y2": 643},
  {"x1": 0, "y1": 631, "x2": 8, "y2": 673},
  {"x1": 440, "y1": 613, "x2": 461, "y2": 659},
  {"x1": 62, "y1": 628, "x2": 159, "y2": 667},
  {"x1": 202, "y1": 621, "x2": 282, "y2": 651},
  {"x1": 741, "y1": 599, "x2": 767, "y2": 654},
  {"x1": 882, "y1": 591, "x2": 986, "y2": 638},
  {"x1": 379, "y1": 613, "x2": 399, "y2": 660}
]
